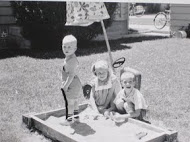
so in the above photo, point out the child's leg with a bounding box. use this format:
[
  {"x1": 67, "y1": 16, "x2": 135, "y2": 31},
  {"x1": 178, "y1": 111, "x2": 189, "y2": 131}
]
[
  {"x1": 60, "y1": 99, "x2": 75, "y2": 126},
  {"x1": 136, "y1": 109, "x2": 151, "y2": 124},
  {"x1": 115, "y1": 99, "x2": 126, "y2": 114},
  {"x1": 123, "y1": 102, "x2": 135, "y2": 114},
  {"x1": 73, "y1": 100, "x2": 79, "y2": 119},
  {"x1": 67, "y1": 99, "x2": 75, "y2": 121}
]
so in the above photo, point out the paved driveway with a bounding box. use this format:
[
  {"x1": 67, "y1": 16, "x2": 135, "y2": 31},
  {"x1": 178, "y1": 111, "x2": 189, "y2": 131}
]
[
  {"x1": 94, "y1": 14, "x2": 170, "y2": 41},
  {"x1": 129, "y1": 14, "x2": 170, "y2": 34}
]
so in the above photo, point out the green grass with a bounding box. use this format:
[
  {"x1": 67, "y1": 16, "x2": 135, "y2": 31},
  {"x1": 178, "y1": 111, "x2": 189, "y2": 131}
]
[{"x1": 0, "y1": 37, "x2": 190, "y2": 142}]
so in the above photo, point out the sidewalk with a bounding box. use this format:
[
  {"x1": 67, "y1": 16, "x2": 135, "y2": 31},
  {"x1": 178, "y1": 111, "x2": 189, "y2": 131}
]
[
  {"x1": 129, "y1": 24, "x2": 170, "y2": 34},
  {"x1": 94, "y1": 14, "x2": 171, "y2": 41},
  {"x1": 94, "y1": 25, "x2": 170, "y2": 41}
]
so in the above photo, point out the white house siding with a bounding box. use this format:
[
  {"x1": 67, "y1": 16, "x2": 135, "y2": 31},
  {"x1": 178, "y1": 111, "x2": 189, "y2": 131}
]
[
  {"x1": 0, "y1": 1, "x2": 26, "y2": 49},
  {"x1": 0, "y1": 1, "x2": 16, "y2": 35},
  {"x1": 0, "y1": 2, "x2": 15, "y2": 24},
  {"x1": 170, "y1": 4, "x2": 190, "y2": 31}
]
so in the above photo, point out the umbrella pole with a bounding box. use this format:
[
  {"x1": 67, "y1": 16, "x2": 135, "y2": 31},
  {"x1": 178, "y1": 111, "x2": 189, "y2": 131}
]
[{"x1": 100, "y1": 20, "x2": 114, "y2": 72}]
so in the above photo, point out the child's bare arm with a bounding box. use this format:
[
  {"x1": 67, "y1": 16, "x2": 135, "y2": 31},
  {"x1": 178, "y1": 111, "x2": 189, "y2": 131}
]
[
  {"x1": 114, "y1": 78, "x2": 122, "y2": 95},
  {"x1": 116, "y1": 109, "x2": 141, "y2": 120},
  {"x1": 63, "y1": 72, "x2": 75, "y2": 90},
  {"x1": 103, "y1": 92, "x2": 114, "y2": 109},
  {"x1": 105, "y1": 79, "x2": 121, "y2": 111},
  {"x1": 107, "y1": 101, "x2": 117, "y2": 112},
  {"x1": 62, "y1": 60, "x2": 77, "y2": 90},
  {"x1": 89, "y1": 87, "x2": 99, "y2": 113}
]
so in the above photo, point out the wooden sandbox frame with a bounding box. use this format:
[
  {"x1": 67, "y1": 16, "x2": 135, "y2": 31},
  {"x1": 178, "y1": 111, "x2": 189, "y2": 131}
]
[{"x1": 22, "y1": 103, "x2": 178, "y2": 142}]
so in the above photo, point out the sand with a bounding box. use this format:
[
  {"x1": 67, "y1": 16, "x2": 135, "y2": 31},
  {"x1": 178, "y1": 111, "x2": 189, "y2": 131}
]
[{"x1": 45, "y1": 107, "x2": 160, "y2": 142}]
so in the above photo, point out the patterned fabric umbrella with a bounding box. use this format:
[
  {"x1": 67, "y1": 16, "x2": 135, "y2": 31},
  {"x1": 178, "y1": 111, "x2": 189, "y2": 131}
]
[
  {"x1": 66, "y1": 2, "x2": 110, "y2": 26},
  {"x1": 65, "y1": 1, "x2": 114, "y2": 70}
]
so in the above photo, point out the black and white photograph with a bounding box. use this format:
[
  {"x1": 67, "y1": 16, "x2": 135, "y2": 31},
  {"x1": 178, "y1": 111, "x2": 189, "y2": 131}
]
[{"x1": 0, "y1": 0, "x2": 190, "y2": 142}]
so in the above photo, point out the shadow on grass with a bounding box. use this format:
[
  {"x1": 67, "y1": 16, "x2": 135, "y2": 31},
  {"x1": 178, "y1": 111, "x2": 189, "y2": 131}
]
[{"x1": 0, "y1": 36, "x2": 168, "y2": 59}]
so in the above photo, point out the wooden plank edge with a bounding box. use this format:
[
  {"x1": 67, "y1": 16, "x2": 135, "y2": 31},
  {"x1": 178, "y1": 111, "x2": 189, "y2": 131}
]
[
  {"x1": 128, "y1": 118, "x2": 178, "y2": 142},
  {"x1": 146, "y1": 132, "x2": 166, "y2": 142},
  {"x1": 22, "y1": 112, "x2": 37, "y2": 129},
  {"x1": 128, "y1": 118, "x2": 166, "y2": 133},
  {"x1": 31, "y1": 115, "x2": 85, "y2": 142},
  {"x1": 164, "y1": 129, "x2": 178, "y2": 142},
  {"x1": 30, "y1": 115, "x2": 167, "y2": 142},
  {"x1": 34, "y1": 103, "x2": 88, "y2": 120},
  {"x1": 22, "y1": 103, "x2": 88, "y2": 128}
]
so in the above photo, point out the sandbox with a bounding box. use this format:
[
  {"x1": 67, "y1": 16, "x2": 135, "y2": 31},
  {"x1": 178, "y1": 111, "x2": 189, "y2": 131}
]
[{"x1": 23, "y1": 104, "x2": 177, "y2": 142}]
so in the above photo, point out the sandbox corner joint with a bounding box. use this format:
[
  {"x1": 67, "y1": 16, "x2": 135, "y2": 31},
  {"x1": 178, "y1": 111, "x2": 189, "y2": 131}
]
[
  {"x1": 22, "y1": 113, "x2": 35, "y2": 129},
  {"x1": 164, "y1": 129, "x2": 178, "y2": 142}
]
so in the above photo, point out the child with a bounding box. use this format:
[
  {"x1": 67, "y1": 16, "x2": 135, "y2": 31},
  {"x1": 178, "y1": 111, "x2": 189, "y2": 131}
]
[
  {"x1": 61, "y1": 35, "x2": 82, "y2": 125},
  {"x1": 89, "y1": 60, "x2": 121, "y2": 118},
  {"x1": 112, "y1": 71, "x2": 148, "y2": 122}
]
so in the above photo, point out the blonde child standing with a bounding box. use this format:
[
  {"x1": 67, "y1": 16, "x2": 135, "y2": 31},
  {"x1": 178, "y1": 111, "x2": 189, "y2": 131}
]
[
  {"x1": 112, "y1": 71, "x2": 148, "y2": 122},
  {"x1": 89, "y1": 60, "x2": 121, "y2": 118},
  {"x1": 61, "y1": 35, "x2": 82, "y2": 125}
]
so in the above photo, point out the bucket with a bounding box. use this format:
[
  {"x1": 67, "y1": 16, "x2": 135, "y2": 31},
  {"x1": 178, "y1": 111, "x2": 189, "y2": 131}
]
[{"x1": 173, "y1": 31, "x2": 187, "y2": 38}]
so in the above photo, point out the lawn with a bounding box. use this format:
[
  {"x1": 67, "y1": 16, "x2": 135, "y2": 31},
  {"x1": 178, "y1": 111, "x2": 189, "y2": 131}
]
[{"x1": 0, "y1": 37, "x2": 190, "y2": 142}]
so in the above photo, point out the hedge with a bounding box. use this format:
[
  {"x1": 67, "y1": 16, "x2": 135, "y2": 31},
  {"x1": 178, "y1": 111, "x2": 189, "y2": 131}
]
[{"x1": 11, "y1": 2, "x2": 117, "y2": 49}]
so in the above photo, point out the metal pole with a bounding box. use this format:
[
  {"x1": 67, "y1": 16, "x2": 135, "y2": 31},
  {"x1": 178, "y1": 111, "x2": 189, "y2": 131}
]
[{"x1": 100, "y1": 20, "x2": 114, "y2": 72}]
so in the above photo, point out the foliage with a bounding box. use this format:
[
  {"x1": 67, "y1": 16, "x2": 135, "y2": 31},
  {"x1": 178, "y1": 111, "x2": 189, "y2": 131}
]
[
  {"x1": 185, "y1": 24, "x2": 190, "y2": 38},
  {"x1": 11, "y1": 2, "x2": 117, "y2": 49},
  {"x1": 137, "y1": 3, "x2": 170, "y2": 14}
]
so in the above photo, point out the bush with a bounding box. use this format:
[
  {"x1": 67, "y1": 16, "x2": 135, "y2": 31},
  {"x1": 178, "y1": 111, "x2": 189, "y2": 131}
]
[
  {"x1": 138, "y1": 3, "x2": 170, "y2": 14},
  {"x1": 146, "y1": 4, "x2": 161, "y2": 13},
  {"x1": 11, "y1": 2, "x2": 116, "y2": 49},
  {"x1": 185, "y1": 24, "x2": 190, "y2": 38}
]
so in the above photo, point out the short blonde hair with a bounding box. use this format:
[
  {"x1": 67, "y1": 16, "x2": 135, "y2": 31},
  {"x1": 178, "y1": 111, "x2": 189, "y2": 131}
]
[
  {"x1": 120, "y1": 72, "x2": 135, "y2": 81},
  {"x1": 91, "y1": 60, "x2": 111, "y2": 76},
  {"x1": 62, "y1": 35, "x2": 77, "y2": 45}
]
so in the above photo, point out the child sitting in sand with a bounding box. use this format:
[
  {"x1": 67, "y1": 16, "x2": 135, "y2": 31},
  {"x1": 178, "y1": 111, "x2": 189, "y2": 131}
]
[
  {"x1": 89, "y1": 60, "x2": 121, "y2": 118},
  {"x1": 111, "y1": 71, "x2": 148, "y2": 123},
  {"x1": 61, "y1": 35, "x2": 82, "y2": 125}
]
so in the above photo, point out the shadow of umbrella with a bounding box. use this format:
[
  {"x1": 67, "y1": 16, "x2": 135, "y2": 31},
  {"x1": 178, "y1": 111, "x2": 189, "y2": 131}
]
[{"x1": 70, "y1": 122, "x2": 96, "y2": 136}]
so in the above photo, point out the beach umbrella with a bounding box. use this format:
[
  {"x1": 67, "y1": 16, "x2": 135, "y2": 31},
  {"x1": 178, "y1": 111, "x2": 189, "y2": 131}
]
[{"x1": 65, "y1": 1, "x2": 114, "y2": 70}]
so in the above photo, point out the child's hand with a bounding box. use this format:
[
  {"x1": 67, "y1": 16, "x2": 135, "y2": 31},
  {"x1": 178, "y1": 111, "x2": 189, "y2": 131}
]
[
  {"x1": 61, "y1": 82, "x2": 65, "y2": 89},
  {"x1": 104, "y1": 110, "x2": 110, "y2": 119},
  {"x1": 61, "y1": 83, "x2": 68, "y2": 92},
  {"x1": 110, "y1": 112, "x2": 126, "y2": 123},
  {"x1": 63, "y1": 85, "x2": 69, "y2": 92},
  {"x1": 97, "y1": 106, "x2": 106, "y2": 114}
]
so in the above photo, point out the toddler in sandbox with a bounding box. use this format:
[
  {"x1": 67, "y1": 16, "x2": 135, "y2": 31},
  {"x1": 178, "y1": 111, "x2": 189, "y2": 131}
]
[
  {"x1": 111, "y1": 71, "x2": 149, "y2": 123},
  {"x1": 60, "y1": 35, "x2": 82, "y2": 126},
  {"x1": 89, "y1": 60, "x2": 121, "y2": 118}
]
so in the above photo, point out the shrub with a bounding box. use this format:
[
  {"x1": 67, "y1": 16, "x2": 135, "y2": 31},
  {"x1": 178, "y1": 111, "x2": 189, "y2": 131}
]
[
  {"x1": 138, "y1": 3, "x2": 170, "y2": 14},
  {"x1": 11, "y1": 2, "x2": 116, "y2": 49},
  {"x1": 185, "y1": 24, "x2": 190, "y2": 38}
]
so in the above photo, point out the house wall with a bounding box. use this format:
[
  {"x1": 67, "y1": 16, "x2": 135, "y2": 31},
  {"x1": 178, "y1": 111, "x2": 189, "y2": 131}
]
[
  {"x1": 0, "y1": 1, "x2": 31, "y2": 49},
  {"x1": 103, "y1": 3, "x2": 129, "y2": 40},
  {"x1": 170, "y1": 4, "x2": 190, "y2": 31},
  {"x1": 0, "y1": 1, "x2": 15, "y2": 33}
]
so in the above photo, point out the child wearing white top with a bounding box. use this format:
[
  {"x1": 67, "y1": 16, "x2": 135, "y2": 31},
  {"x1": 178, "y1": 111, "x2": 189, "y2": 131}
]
[{"x1": 113, "y1": 71, "x2": 148, "y2": 122}]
